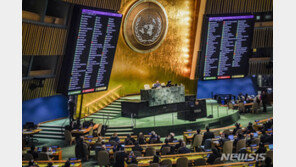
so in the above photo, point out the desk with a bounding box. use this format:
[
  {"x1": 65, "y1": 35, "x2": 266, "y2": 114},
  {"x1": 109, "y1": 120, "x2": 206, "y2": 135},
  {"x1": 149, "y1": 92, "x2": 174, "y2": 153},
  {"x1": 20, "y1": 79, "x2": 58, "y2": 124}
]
[
  {"x1": 140, "y1": 86, "x2": 185, "y2": 107},
  {"x1": 24, "y1": 147, "x2": 63, "y2": 160},
  {"x1": 71, "y1": 124, "x2": 99, "y2": 135},
  {"x1": 22, "y1": 129, "x2": 42, "y2": 144},
  {"x1": 22, "y1": 160, "x2": 82, "y2": 167},
  {"x1": 137, "y1": 152, "x2": 211, "y2": 166}
]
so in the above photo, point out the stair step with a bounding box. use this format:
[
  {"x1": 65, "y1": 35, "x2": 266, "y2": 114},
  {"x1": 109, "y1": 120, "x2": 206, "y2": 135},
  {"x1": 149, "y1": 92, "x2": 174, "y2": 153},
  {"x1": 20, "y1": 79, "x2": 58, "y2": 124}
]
[
  {"x1": 92, "y1": 112, "x2": 119, "y2": 116},
  {"x1": 105, "y1": 106, "x2": 121, "y2": 110},
  {"x1": 105, "y1": 132, "x2": 133, "y2": 136},
  {"x1": 38, "y1": 131, "x2": 64, "y2": 136},
  {"x1": 40, "y1": 128, "x2": 65, "y2": 132},
  {"x1": 91, "y1": 114, "x2": 117, "y2": 117},
  {"x1": 87, "y1": 116, "x2": 115, "y2": 119},
  {"x1": 106, "y1": 128, "x2": 133, "y2": 132},
  {"x1": 103, "y1": 107, "x2": 121, "y2": 111},
  {"x1": 108, "y1": 125, "x2": 134, "y2": 129},
  {"x1": 108, "y1": 104, "x2": 121, "y2": 108},
  {"x1": 39, "y1": 125, "x2": 65, "y2": 129},
  {"x1": 96, "y1": 111, "x2": 121, "y2": 115},
  {"x1": 112, "y1": 101, "x2": 122, "y2": 104},
  {"x1": 34, "y1": 134, "x2": 64, "y2": 140}
]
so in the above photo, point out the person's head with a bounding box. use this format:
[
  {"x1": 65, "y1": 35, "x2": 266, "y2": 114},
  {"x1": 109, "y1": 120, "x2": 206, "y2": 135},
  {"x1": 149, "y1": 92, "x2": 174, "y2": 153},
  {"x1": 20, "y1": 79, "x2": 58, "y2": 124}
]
[
  {"x1": 102, "y1": 145, "x2": 106, "y2": 150},
  {"x1": 151, "y1": 131, "x2": 156, "y2": 135},
  {"x1": 113, "y1": 133, "x2": 118, "y2": 137},
  {"x1": 157, "y1": 135, "x2": 161, "y2": 141},
  {"x1": 30, "y1": 145, "x2": 36, "y2": 151},
  {"x1": 64, "y1": 160, "x2": 71, "y2": 167},
  {"x1": 224, "y1": 133, "x2": 229, "y2": 139},
  {"x1": 139, "y1": 132, "x2": 143, "y2": 137},
  {"x1": 165, "y1": 139, "x2": 169, "y2": 144},
  {"x1": 152, "y1": 155, "x2": 160, "y2": 163},
  {"x1": 196, "y1": 129, "x2": 201, "y2": 134},
  {"x1": 206, "y1": 126, "x2": 210, "y2": 132},
  {"x1": 170, "y1": 132, "x2": 175, "y2": 137},
  {"x1": 235, "y1": 123, "x2": 240, "y2": 128},
  {"x1": 156, "y1": 81, "x2": 160, "y2": 84},
  {"x1": 249, "y1": 122, "x2": 253, "y2": 126},
  {"x1": 42, "y1": 146, "x2": 48, "y2": 152},
  {"x1": 181, "y1": 142, "x2": 186, "y2": 147}
]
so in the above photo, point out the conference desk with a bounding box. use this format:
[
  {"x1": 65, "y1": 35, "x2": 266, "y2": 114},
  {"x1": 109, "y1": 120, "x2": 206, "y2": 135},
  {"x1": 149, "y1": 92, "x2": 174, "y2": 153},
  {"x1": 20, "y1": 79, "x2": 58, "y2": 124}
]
[
  {"x1": 23, "y1": 146, "x2": 63, "y2": 160},
  {"x1": 71, "y1": 124, "x2": 99, "y2": 135},
  {"x1": 22, "y1": 160, "x2": 82, "y2": 167},
  {"x1": 136, "y1": 152, "x2": 211, "y2": 166},
  {"x1": 85, "y1": 135, "x2": 152, "y2": 144},
  {"x1": 22, "y1": 128, "x2": 42, "y2": 144}
]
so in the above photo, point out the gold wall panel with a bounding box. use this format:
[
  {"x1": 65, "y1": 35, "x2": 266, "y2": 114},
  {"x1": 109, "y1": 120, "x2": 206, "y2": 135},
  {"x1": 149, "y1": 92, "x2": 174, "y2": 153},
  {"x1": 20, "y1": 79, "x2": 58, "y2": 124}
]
[{"x1": 76, "y1": 0, "x2": 199, "y2": 117}]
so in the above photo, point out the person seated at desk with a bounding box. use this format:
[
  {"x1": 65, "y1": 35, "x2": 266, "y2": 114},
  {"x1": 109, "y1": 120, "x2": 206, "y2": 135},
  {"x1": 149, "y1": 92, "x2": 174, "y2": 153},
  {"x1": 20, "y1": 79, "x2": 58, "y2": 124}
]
[
  {"x1": 110, "y1": 133, "x2": 120, "y2": 144},
  {"x1": 233, "y1": 133, "x2": 245, "y2": 149},
  {"x1": 75, "y1": 137, "x2": 89, "y2": 161},
  {"x1": 167, "y1": 132, "x2": 176, "y2": 142},
  {"x1": 260, "y1": 130, "x2": 272, "y2": 144},
  {"x1": 126, "y1": 151, "x2": 138, "y2": 165},
  {"x1": 255, "y1": 142, "x2": 267, "y2": 154},
  {"x1": 62, "y1": 160, "x2": 71, "y2": 167},
  {"x1": 27, "y1": 160, "x2": 38, "y2": 167},
  {"x1": 137, "y1": 132, "x2": 146, "y2": 144},
  {"x1": 219, "y1": 133, "x2": 230, "y2": 147},
  {"x1": 28, "y1": 145, "x2": 38, "y2": 160},
  {"x1": 178, "y1": 142, "x2": 191, "y2": 154},
  {"x1": 232, "y1": 123, "x2": 242, "y2": 135},
  {"x1": 124, "y1": 134, "x2": 136, "y2": 145},
  {"x1": 94, "y1": 137, "x2": 105, "y2": 147},
  {"x1": 202, "y1": 127, "x2": 215, "y2": 144},
  {"x1": 114, "y1": 146, "x2": 128, "y2": 167},
  {"x1": 132, "y1": 141, "x2": 143, "y2": 152},
  {"x1": 152, "y1": 81, "x2": 161, "y2": 89},
  {"x1": 206, "y1": 148, "x2": 221, "y2": 164},
  {"x1": 174, "y1": 139, "x2": 183, "y2": 152},
  {"x1": 166, "y1": 81, "x2": 173, "y2": 87},
  {"x1": 149, "y1": 131, "x2": 158, "y2": 143},
  {"x1": 154, "y1": 135, "x2": 163, "y2": 143},
  {"x1": 245, "y1": 122, "x2": 255, "y2": 134},
  {"x1": 192, "y1": 129, "x2": 201, "y2": 141},
  {"x1": 150, "y1": 155, "x2": 160, "y2": 164}
]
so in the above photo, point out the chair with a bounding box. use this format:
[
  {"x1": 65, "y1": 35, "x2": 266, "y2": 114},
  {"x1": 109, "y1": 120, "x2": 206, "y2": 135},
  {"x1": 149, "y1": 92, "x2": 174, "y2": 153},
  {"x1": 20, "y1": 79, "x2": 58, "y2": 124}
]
[
  {"x1": 150, "y1": 163, "x2": 159, "y2": 167},
  {"x1": 88, "y1": 127, "x2": 93, "y2": 136},
  {"x1": 97, "y1": 150, "x2": 109, "y2": 166},
  {"x1": 191, "y1": 134, "x2": 203, "y2": 151},
  {"x1": 37, "y1": 152, "x2": 51, "y2": 160},
  {"x1": 223, "y1": 140, "x2": 233, "y2": 154},
  {"x1": 64, "y1": 130, "x2": 75, "y2": 146},
  {"x1": 252, "y1": 102, "x2": 260, "y2": 114},
  {"x1": 236, "y1": 139, "x2": 246, "y2": 153},
  {"x1": 194, "y1": 158, "x2": 206, "y2": 165},
  {"x1": 213, "y1": 157, "x2": 223, "y2": 164},
  {"x1": 22, "y1": 153, "x2": 33, "y2": 161},
  {"x1": 145, "y1": 147, "x2": 156, "y2": 156},
  {"x1": 238, "y1": 102, "x2": 246, "y2": 113},
  {"x1": 133, "y1": 151, "x2": 142, "y2": 157},
  {"x1": 161, "y1": 147, "x2": 171, "y2": 155},
  {"x1": 176, "y1": 157, "x2": 188, "y2": 167},
  {"x1": 266, "y1": 150, "x2": 273, "y2": 163},
  {"x1": 160, "y1": 159, "x2": 172, "y2": 167},
  {"x1": 96, "y1": 124, "x2": 102, "y2": 136}
]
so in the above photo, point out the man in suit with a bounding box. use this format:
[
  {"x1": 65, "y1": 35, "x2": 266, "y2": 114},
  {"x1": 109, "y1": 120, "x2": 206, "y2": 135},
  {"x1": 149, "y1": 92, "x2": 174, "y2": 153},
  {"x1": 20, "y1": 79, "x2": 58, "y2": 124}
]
[
  {"x1": 178, "y1": 142, "x2": 191, "y2": 154},
  {"x1": 27, "y1": 145, "x2": 38, "y2": 160},
  {"x1": 114, "y1": 146, "x2": 128, "y2": 167},
  {"x1": 203, "y1": 127, "x2": 215, "y2": 144}
]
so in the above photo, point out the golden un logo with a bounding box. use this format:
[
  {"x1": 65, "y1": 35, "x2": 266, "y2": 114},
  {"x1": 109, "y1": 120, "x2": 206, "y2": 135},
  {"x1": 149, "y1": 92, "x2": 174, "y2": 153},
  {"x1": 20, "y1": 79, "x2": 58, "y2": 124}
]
[{"x1": 123, "y1": 0, "x2": 168, "y2": 53}]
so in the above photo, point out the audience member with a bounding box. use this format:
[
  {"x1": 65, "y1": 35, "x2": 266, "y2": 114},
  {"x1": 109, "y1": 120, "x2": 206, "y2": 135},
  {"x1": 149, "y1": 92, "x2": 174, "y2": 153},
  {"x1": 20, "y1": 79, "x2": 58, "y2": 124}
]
[
  {"x1": 203, "y1": 126, "x2": 215, "y2": 144},
  {"x1": 206, "y1": 148, "x2": 221, "y2": 164},
  {"x1": 110, "y1": 133, "x2": 120, "y2": 144},
  {"x1": 138, "y1": 132, "x2": 146, "y2": 144},
  {"x1": 114, "y1": 146, "x2": 128, "y2": 167},
  {"x1": 178, "y1": 142, "x2": 191, "y2": 154},
  {"x1": 28, "y1": 145, "x2": 38, "y2": 160}
]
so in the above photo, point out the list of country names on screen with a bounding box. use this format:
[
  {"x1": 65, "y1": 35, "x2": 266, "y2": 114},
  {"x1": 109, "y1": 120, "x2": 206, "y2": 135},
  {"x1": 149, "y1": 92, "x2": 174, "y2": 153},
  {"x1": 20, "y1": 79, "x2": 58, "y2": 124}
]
[
  {"x1": 68, "y1": 9, "x2": 122, "y2": 95},
  {"x1": 203, "y1": 15, "x2": 254, "y2": 80}
]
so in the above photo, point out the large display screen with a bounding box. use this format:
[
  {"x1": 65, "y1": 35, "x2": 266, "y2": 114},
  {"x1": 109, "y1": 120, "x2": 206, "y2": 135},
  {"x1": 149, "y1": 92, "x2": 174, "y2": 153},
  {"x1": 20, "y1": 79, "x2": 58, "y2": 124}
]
[
  {"x1": 57, "y1": 6, "x2": 122, "y2": 95},
  {"x1": 199, "y1": 14, "x2": 255, "y2": 80}
]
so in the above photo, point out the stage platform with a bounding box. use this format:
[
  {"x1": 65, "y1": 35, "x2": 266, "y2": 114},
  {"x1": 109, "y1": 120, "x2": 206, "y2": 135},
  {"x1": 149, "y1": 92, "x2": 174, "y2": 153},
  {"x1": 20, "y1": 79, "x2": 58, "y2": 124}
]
[{"x1": 41, "y1": 96, "x2": 248, "y2": 136}]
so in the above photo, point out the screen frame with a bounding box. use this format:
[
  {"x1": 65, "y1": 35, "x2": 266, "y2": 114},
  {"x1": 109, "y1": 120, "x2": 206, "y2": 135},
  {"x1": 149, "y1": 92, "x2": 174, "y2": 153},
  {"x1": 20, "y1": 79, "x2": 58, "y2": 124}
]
[
  {"x1": 57, "y1": 5, "x2": 122, "y2": 95},
  {"x1": 198, "y1": 13, "x2": 255, "y2": 81}
]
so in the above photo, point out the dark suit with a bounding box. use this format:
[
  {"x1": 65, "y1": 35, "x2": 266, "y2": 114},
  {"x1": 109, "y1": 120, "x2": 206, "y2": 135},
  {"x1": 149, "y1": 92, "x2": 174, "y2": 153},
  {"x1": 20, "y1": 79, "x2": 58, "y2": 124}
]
[
  {"x1": 178, "y1": 147, "x2": 191, "y2": 154},
  {"x1": 114, "y1": 151, "x2": 128, "y2": 167},
  {"x1": 203, "y1": 131, "x2": 215, "y2": 143}
]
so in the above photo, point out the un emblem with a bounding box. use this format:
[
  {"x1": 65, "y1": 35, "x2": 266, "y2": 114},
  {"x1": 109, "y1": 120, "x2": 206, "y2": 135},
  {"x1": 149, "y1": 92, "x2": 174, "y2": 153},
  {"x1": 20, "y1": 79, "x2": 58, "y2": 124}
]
[{"x1": 123, "y1": 0, "x2": 168, "y2": 53}]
